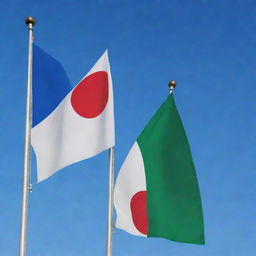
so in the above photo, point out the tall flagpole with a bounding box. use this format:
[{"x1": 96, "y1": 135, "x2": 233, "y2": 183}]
[
  {"x1": 19, "y1": 16, "x2": 35, "y2": 256},
  {"x1": 106, "y1": 147, "x2": 115, "y2": 256}
]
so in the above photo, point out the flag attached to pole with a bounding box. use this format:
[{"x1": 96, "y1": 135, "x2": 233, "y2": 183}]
[
  {"x1": 31, "y1": 45, "x2": 115, "y2": 182},
  {"x1": 114, "y1": 93, "x2": 204, "y2": 244}
]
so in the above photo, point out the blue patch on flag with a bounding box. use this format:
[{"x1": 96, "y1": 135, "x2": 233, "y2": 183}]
[{"x1": 32, "y1": 44, "x2": 72, "y2": 127}]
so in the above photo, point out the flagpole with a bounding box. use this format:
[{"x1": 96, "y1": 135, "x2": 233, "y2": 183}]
[
  {"x1": 19, "y1": 16, "x2": 35, "y2": 256},
  {"x1": 168, "y1": 80, "x2": 176, "y2": 93},
  {"x1": 106, "y1": 147, "x2": 115, "y2": 256}
]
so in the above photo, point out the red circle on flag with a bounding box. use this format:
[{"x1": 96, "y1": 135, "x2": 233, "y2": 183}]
[
  {"x1": 71, "y1": 71, "x2": 109, "y2": 118},
  {"x1": 130, "y1": 190, "x2": 148, "y2": 235}
]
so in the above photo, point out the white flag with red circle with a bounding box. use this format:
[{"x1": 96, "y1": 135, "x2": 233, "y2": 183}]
[{"x1": 31, "y1": 51, "x2": 115, "y2": 182}]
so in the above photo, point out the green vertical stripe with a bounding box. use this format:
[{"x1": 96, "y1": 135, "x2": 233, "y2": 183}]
[{"x1": 137, "y1": 94, "x2": 205, "y2": 244}]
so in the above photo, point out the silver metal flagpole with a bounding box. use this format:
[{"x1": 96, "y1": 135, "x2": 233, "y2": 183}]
[
  {"x1": 106, "y1": 147, "x2": 115, "y2": 256},
  {"x1": 19, "y1": 16, "x2": 35, "y2": 256}
]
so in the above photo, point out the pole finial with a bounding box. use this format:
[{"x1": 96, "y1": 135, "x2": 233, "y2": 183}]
[
  {"x1": 168, "y1": 80, "x2": 176, "y2": 92},
  {"x1": 25, "y1": 17, "x2": 36, "y2": 26}
]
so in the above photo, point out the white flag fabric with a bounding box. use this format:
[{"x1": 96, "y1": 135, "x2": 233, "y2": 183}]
[{"x1": 31, "y1": 50, "x2": 115, "y2": 182}]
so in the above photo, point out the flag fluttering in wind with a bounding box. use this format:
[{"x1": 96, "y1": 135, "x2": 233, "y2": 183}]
[
  {"x1": 114, "y1": 93, "x2": 204, "y2": 244},
  {"x1": 31, "y1": 45, "x2": 115, "y2": 182}
]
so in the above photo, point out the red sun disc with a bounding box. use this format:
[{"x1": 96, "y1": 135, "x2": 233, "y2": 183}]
[
  {"x1": 130, "y1": 190, "x2": 148, "y2": 235},
  {"x1": 71, "y1": 71, "x2": 109, "y2": 118}
]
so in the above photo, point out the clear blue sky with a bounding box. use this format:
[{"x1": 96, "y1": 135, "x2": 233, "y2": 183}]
[{"x1": 0, "y1": 0, "x2": 255, "y2": 255}]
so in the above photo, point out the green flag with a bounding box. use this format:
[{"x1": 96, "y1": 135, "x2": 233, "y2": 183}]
[{"x1": 114, "y1": 93, "x2": 205, "y2": 244}]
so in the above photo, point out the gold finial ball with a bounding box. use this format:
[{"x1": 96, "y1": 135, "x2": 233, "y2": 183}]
[
  {"x1": 168, "y1": 80, "x2": 176, "y2": 88},
  {"x1": 25, "y1": 17, "x2": 36, "y2": 26}
]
